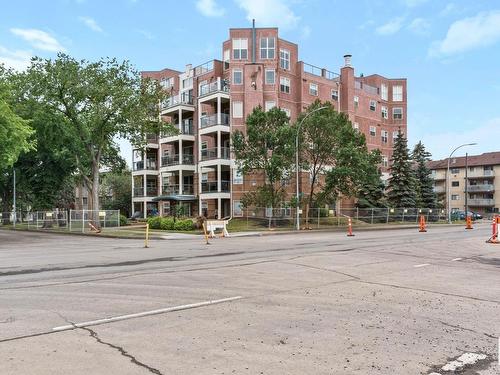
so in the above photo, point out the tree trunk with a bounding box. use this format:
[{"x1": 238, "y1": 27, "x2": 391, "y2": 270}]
[{"x1": 91, "y1": 159, "x2": 100, "y2": 228}]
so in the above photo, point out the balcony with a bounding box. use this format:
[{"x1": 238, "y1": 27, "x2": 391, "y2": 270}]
[
  {"x1": 133, "y1": 159, "x2": 157, "y2": 171},
  {"x1": 467, "y1": 184, "x2": 495, "y2": 193},
  {"x1": 468, "y1": 198, "x2": 495, "y2": 207},
  {"x1": 161, "y1": 92, "x2": 194, "y2": 110},
  {"x1": 162, "y1": 184, "x2": 194, "y2": 195},
  {"x1": 146, "y1": 133, "x2": 158, "y2": 143},
  {"x1": 201, "y1": 180, "x2": 230, "y2": 193},
  {"x1": 133, "y1": 187, "x2": 158, "y2": 197},
  {"x1": 200, "y1": 113, "x2": 229, "y2": 128},
  {"x1": 200, "y1": 147, "x2": 230, "y2": 161},
  {"x1": 433, "y1": 186, "x2": 446, "y2": 193},
  {"x1": 467, "y1": 170, "x2": 495, "y2": 178},
  {"x1": 161, "y1": 154, "x2": 195, "y2": 167},
  {"x1": 199, "y1": 79, "x2": 229, "y2": 97}
]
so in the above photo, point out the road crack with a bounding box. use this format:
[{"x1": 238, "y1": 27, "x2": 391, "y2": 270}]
[{"x1": 81, "y1": 326, "x2": 164, "y2": 375}]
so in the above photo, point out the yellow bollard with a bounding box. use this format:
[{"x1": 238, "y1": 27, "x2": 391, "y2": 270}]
[
  {"x1": 203, "y1": 220, "x2": 210, "y2": 245},
  {"x1": 144, "y1": 223, "x2": 149, "y2": 248}
]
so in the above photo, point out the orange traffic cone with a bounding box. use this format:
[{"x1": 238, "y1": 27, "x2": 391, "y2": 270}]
[
  {"x1": 347, "y1": 217, "x2": 354, "y2": 237},
  {"x1": 465, "y1": 215, "x2": 473, "y2": 230},
  {"x1": 419, "y1": 215, "x2": 427, "y2": 232},
  {"x1": 486, "y1": 216, "x2": 499, "y2": 244}
]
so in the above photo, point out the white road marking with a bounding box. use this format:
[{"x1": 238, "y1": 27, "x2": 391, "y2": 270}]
[
  {"x1": 52, "y1": 296, "x2": 243, "y2": 332},
  {"x1": 441, "y1": 353, "x2": 487, "y2": 371},
  {"x1": 452, "y1": 258, "x2": 463, "y2": 261},
  {"x1": 414, "y1": 263, "x2": 431, "y2": 268}
]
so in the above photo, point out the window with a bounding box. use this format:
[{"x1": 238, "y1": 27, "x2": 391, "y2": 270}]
[
  {"x1": 382, "y1": 156, "x2": 389, "y2": 167},
  {"x1": 201, "y1": 173, "x2": 208, "y2": 183},
  {"x1": 232, "y1": 38, "x2": 248, "y2": 60},
  {"x1": 369, "y1": 100, "x2": 376, "y2": 111},
  {"x1": 182, "y1": 77, "x2": 193, "y2": 89},
  {"x1": 451, "y1": 194, "x2": 459, "y2": 201},
  {"x1": 393, "y1": 107, "x2": 403, "y2": 120},
  {"x1": 233, "y1": 201, "x2": 243, "y2": 217},
  {"x1": 160, "y1": 77, "x2": 173, "y2": 89},
  {"x1": 381, "y1": 130, "x2": 388, "y2": 143},
  {"x1": 233, "y1": 169, "x2": 243, "y2": 184},
  {"x1": 392, "y1": 131, "x2": 399, "y2": 141},
  {"x1": 280, "y1": 49, "x2": 290, "y2": 70},
  {"x1": 309, "y1": 83, "x2": 318, "y2": 96},
  {"x1": 354, "y1": 96, "x2": 359, "y2": 108},
  {"x1": 331, "y1": 89, "x2": 338, "y2": 101},
  {"x1": 353, "y1": 122, "x2": 359, "y2": 131},
  {"x1": 265, "y1": 101, "x2": 275, "y2": 111},
  {"x1": 280, "y1": 77, "x2": 290, "y2": 93},
  {"x1": 260, "y1": 37, "x2": 275, "y2": 59},
  {"x1": 381, "y1": 106, "x2": 388, "y2": 119},
  {"x1": 265, "y1": 69, "x2": 275, "y2": 84},
  {"x1": 393, "y1": 85, "x2": 403, "y2": 101},
  {"x1": 452, "y1": 181, "x2": 459, "y2": 187},
  {"x1": 370, "y1": 126, "x2": 376, "y2": 136},
  {"x1": 451, "y1": 168, "x2": 459, "y2": 174},
  {"x1": 201, "y1": 141, "x2": 207, "y2": 151},
  {"x1": 232, "y1": 101, "x2": 243, "y2": 118},
  {"x1": 232, "y1": 69, "x2": 243, "y2": 85},
  {"x1": 282, "y1": 108, "x2": 291, "y2": 117},
  {"x1": 381, "y1": 84, "x2": 388, "y2": 100},
  {"x1": 223, "y1": 49, "x2": 230, "y2": 69}
]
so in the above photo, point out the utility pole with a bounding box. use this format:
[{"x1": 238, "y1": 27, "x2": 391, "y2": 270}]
[{"x1": 464, "y1": 153, "x2": 468, "y2": 216}]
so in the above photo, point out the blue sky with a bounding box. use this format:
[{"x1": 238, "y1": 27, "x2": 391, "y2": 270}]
[{"x1": 1, "y1": 0, "x2": 499, "y2": 163}]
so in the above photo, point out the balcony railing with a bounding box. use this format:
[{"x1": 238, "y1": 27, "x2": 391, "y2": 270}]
[
  {"x1": 161, "y1": 154, "x2": 194, "y2": 167},
  {"x1": 194, "y1": 60, "x2": 214, "y2": 76},
  {"x1": 146, "y1": 133, "x2": 158, "y2": 143},
  {"x1": 433, "y1": 186, "x2": 445, "y2": 193},
  {"x1": 467, "y1": 170, "x2": 495, "y2": 178},
  {"x1": 133, "y1": 159, "x2": 157, "y2": 171},
  {"x1": 133, "y1": 187, "x2": 158, "y2": 197},
  {"x1": 201, "y1": 180, "x2": 230, "y2": 193},
  {"x1": 200, "y1": 147, "x2": 230, "y2": 161},
  {"x1": 161, "y1": 92, "x2": 194, "y2": 109},
  {"x1": 161, "y1": 120, "x2": 193, "y2": 138},
  {"x1": 467, "y1": 184, "x2": 495, "y2": 192},
  {"x1": 199, "y1": 79, "x2": 229, "y2": 97},
  {"x1": 468, "y1": 198, "x2": 495, "y2": 206},
  {"x1": 162, "y1": 184, "x2": 194, "y2": 195},
  {"x1": 200, "y1": 113, "x2": 230, "y2": 128}
]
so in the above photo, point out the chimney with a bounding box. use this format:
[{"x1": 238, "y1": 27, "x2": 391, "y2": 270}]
[
  {"x1": 252, "y1": 19, "x2": 256, "y2": 63},
  {"x1": 343, "y1": 54, "x2": 352, "y2": 68}
]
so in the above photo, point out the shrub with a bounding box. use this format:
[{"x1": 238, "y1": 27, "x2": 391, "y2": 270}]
[
  {"x1": 160, "y1": 217, "x2": 175, "y2": 230},
  {"x1": 174, "y1": 219, "x2": 194, "y2": 231},
  {"x1": 120, "y1": 215, "x2": 128, "y2": 226},
  {"x1": 147, "y1": 216, "x2": 162, "y2": 229}
]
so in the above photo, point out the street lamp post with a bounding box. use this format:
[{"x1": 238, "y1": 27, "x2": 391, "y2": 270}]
[
  {"x1": 295, "y1": 106, "x2": 328, "y2": 231},
  {"x1": 447, "y1": 143, "x2": 476, "y2": 224}
]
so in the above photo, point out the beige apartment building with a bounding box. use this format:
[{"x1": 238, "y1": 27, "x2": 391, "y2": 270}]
[
  {"x1": 132, "y1": 23, "x2": 407, "y2": 218},
  {"x1": 429, "y1": 152, "x2": 500, "y2": 215}
]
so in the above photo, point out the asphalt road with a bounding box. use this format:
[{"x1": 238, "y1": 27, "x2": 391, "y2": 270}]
[{"x1": 0, "y1": 225, "x2": 498, "y2": 374}]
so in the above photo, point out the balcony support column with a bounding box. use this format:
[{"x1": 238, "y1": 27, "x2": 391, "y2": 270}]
[
  {"x1": 143, "y1": 176, "x2": 147, "y2": 219},
  {"x1": 217, "y1": 131, "x2": 221, "y2": 159},
  {"x1": 217, "y1": 96, "x2": 221, "y2": 125},
  {"x1": 217, "y1": 164, "x2": 221, "y2": 192},
  {"x1": 179, "y1": 139, "x2": 183, "y2": 165},
  {"x1": 178, "y1": 109, "x2": 183, "y2": 132},
  {"x1": 179, "y1": 170, "x2": 183, "y2": 195},
  {"x1": 217, "y1": 198, "x2": 221, "y2": 220}
]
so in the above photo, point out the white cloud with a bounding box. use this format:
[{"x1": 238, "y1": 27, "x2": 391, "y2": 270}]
[
  {"x1": 235, "y1": 0, "x2": 300, "y2": 30},
  {"x1": 376, "y1": 17, "x2": 405, "y2": 35},
  {"x1": 429, "y1": 10, "x2": 500, "y2": 57},
  {"x1": 10, "y1": 28, "x2": 66, "y2": 52},
  {"x1": 0, "y1": 46, "x2": 32, "y2": 71},
  {"x1": 79, "y1": 16, "x2": 103, "y2": 32},
  {"x1": 196, "y1": 0, "x2": 225, "y2": 17},
  {"x1": 408, "y1": 17, "x2": 431, "y2": 36},
  {"x1": 410, "y1": 117, "x2": 500, "y2": 159},
  {"x1": 439, "y1": 3, "x2": 457, "y2": 16},
  {"x1": 136, "y1": 29, "x2": 154, "y2": 40}
]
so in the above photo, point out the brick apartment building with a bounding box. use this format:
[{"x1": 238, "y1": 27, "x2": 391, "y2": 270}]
[
  {"x1": 429, "y1": 152, "x2": 500, "y2": 215},
  {"x1": 132, "y1": 24, "x2": 407, "y2": 218}
]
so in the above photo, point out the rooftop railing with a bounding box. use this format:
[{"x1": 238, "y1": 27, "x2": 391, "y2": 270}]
[{"x1": 194, "y1": 60, "x2": 214, "y2": 76}]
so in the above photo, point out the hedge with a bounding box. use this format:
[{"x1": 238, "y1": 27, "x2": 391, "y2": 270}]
[{"x1": 147, "y1": 217, "x2": 194, "y2": 231}]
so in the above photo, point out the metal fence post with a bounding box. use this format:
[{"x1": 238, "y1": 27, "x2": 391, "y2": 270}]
[
  {"x1": 402, "y1": 209, "x2": 405, "y2": 223},
  {"x1": 386, "y1": 208, "x2": 390, "y2": 224},
  {"x1": 82, "y1": 209, "x2": 85, "y2": 233},
  {"x1": 317, "y1": 208, "x2": 320, "y2": 229},
  {"x1": 356, "y1": 207, "x2": 359, "y2": 221},
  {"x1": 371, "y1": 208, "x2": 374, "y2": 224}
]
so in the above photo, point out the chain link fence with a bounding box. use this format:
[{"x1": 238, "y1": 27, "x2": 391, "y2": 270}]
[
  {"x1": 0, "y1": 210, "x2": 120, "y2": 232},
  {"x1": 230, "y1": 207, "x2": 448, "y2": 231}
]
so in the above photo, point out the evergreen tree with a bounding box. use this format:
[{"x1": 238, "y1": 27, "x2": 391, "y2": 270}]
[
  {"x1": 357, "y1": 160, "x2": 387, "y2": 208},
  {"x1": 387, "y1": 130, "x2": 417, "y2": 207},
  {"x1": 412, "y1": 141, "x2": 437, "y2": 208}
]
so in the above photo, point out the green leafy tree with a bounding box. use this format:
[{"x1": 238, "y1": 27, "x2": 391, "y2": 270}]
[
  {"x1": 21, "y1": 54, "x2": 169, "y2": 225},
  {"x1": 387, "y1": 130, "x2": 417, "y2": 207},
  {"x1": 232, "y1": 106, "x2": 295, "y2": 209},
  {"x1": 100, "y1": 170, "x2": 132, "y2": 217},
  {"x1": 298, "y1": 100, "x2": 382, "y2": 219},
  {"x1": 412, "y1": 141, "x2": 437, "y2": 208}
]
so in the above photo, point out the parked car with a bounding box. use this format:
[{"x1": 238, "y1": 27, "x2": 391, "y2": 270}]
[{"x1": 450, "y1": 211, "x2": 482, "y2": 221}]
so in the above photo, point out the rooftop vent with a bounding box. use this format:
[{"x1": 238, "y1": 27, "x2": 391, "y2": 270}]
[{"x1": 343, "y1": 54, "x2": 352, "y2": 67}]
